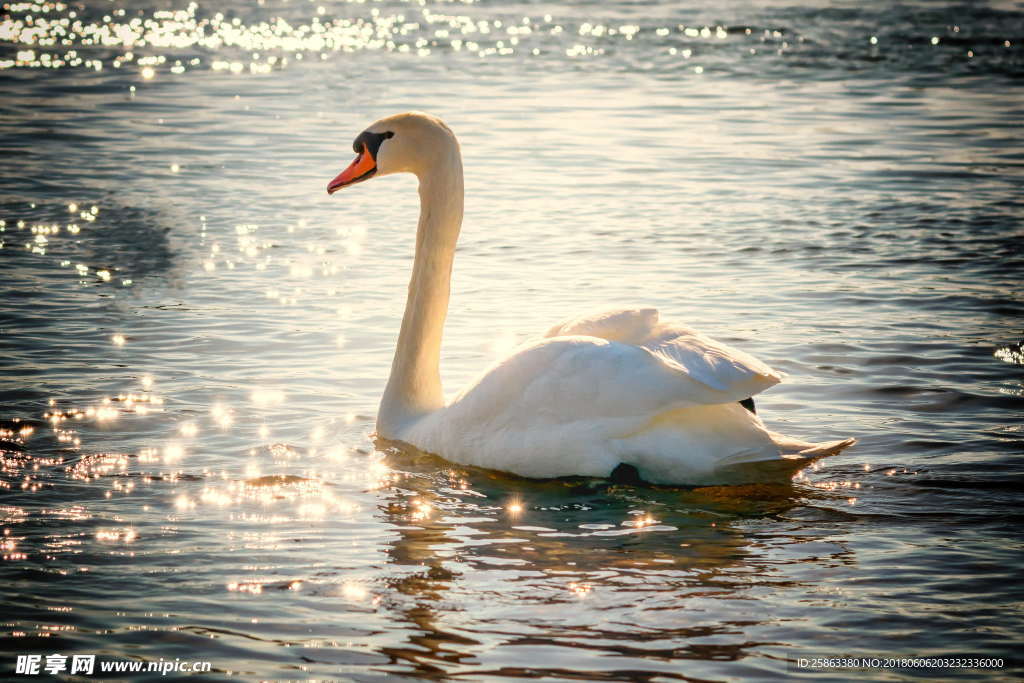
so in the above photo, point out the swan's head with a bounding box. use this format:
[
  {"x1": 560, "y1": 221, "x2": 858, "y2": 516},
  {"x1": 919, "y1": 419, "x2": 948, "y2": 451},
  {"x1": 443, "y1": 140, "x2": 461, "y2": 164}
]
[{"x1": 327, "y1": 111, "x2": 458, "y2": 194}]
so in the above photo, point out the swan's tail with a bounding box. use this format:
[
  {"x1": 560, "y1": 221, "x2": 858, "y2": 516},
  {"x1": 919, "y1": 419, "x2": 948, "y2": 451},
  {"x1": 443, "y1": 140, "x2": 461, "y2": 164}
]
[
  {"x1": 716, "y1": 435, "x2": 857, "y2": 483},
  {"x1": 769, "y1": 430, "x2": 857, "y2": 459},
  {"x1": 793, "y1": 437, "x2": 857, "y2": 458},
  {"x1": 618, "y1": 402, "x2": 857, "y2": 485}
]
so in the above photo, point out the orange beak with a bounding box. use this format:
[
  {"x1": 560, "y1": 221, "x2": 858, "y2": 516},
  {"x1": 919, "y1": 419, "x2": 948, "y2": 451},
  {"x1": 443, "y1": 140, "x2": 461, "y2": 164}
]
[{"x1": 327, "y1": 143, "x2": 377, "y2": 194}]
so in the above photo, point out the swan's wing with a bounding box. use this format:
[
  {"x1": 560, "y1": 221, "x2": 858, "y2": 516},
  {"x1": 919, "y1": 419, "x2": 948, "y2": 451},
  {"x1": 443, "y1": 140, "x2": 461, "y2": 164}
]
[
  {"x1": 425, "y1": 336, "x2": 774, "y2": 478},
  {"x1": 545, "y1": 307, "x2": 660, "y2": 343},
  {"x1": 448, "y1": 336, "x2": 743, "y2": 429},
  {"x1": 545, "y1": 308, "x2": 781, "y2": 402},
  {"x1": 643, "y1": 324, "x2": 781, "y2": 402}
]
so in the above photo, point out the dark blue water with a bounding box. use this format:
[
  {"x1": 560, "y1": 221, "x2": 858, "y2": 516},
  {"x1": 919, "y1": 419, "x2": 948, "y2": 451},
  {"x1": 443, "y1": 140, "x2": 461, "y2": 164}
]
[{"x1": 1, "y1": 0, "x2": 1022, "y2": 679}]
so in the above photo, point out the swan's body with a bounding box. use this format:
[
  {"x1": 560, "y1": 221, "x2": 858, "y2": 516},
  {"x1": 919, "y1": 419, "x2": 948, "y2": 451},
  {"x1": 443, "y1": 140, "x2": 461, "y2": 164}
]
[{"x1": 327, "y1": 112, "x2": 854, "y2": 485}]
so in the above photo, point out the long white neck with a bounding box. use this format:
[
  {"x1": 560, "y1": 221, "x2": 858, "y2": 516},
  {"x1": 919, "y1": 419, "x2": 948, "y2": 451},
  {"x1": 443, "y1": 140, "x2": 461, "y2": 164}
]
[{"x1": 377, "y1": 146, "x2": 464, "y2": 437}]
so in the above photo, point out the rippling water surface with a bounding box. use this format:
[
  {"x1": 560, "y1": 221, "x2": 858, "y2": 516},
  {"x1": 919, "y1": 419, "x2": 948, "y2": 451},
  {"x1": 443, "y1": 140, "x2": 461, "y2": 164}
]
[{"x1": 2, "y1": 0, "x2": 1023, "y2": 679}]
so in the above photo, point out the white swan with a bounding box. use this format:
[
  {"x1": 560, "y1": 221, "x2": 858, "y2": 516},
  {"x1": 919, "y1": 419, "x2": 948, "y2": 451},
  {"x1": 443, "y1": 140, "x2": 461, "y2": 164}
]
[{"x1": 327, "y1": 112, "x2": 854, "y2": 486}]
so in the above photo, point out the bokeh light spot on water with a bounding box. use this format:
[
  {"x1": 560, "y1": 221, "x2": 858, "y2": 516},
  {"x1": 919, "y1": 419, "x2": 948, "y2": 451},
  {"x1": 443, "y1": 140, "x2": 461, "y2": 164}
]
[
  {"x1": 994, "y1": 343, "x2": 1024, "y2": 365},
  {"x1": 3, "y1": 0, "x2": 1013, "y2": 79}
]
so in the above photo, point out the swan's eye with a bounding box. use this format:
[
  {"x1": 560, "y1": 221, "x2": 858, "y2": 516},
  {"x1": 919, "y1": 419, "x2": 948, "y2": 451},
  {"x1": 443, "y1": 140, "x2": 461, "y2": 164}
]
[{"x1": 352, "y1": 130, "x2": 396, "y2": 161}]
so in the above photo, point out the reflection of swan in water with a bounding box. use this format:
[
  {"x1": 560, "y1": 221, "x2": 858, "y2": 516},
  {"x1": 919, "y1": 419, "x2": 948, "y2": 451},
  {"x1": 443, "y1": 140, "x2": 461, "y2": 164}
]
[
  {"x1": 328, "y1": 112, "x2": 854, "y2": 486},
  {"x1": 367, "y1": 446, "x2": 848, "y2": 677}
]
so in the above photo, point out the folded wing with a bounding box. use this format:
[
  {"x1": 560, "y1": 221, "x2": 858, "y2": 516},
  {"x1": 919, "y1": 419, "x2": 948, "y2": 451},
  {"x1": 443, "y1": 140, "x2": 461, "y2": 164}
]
[{"x1": 545, "y1": 308, "x2": 782, "y2": 403}]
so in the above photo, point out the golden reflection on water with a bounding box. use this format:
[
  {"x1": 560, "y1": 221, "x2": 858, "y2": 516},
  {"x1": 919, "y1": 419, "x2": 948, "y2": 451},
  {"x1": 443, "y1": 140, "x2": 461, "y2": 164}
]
[
  {"x1": 0, "y1": 379, "x2": 867, "y2": 582},
  {"x1": 347, "y1": 440, "x2": 854, "y2": 676},
  {"x1": 0, "y1": 0, "x2": 907, "y2": 83}
]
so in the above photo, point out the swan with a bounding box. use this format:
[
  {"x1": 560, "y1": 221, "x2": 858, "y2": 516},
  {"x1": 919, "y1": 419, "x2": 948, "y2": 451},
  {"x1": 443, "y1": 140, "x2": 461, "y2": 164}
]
[{"x1": 326, "y1": 112, "x2": 855, "y2": 486}]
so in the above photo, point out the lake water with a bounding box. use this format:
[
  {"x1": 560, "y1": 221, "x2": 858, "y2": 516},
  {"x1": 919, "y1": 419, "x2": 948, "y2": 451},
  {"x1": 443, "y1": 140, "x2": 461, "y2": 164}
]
[{"x1": 1, "y1": 0, "x2": 1022, "y2": 679}]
